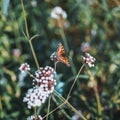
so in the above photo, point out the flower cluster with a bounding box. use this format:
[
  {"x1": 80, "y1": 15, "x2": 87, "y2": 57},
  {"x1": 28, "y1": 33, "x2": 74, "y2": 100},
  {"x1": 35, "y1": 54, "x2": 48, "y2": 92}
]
[
  {"x1": 82, "y1": 53, "x2": 96, "y2": 67},
  {"x1": 51, "y1": 6, "x2": 67, "y2": 19},
  {"x1": 19, "y1": 63, "x2": 30, "y2": 72},
  {"x1": 27, "y1": 115, "x2": 43, "y2": 120},
  {"x1": 23, "y1": 87, "x2": 49, "y2": 109},
  {"x1": 19, "y1": 64, "x2": 56, "y2": 109},
  {"x1": 33, "y1": 66, "x2": 56, "y2": 94},
  {"x1": 50, "y1": 6, "x2": 69, "y2": 28}
]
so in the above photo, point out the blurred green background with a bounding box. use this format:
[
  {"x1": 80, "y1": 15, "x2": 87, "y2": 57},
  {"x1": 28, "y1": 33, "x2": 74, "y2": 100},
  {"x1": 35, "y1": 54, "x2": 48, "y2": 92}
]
[{"x1": 0, "y1": 0, "x2": 120, "y2": 120}]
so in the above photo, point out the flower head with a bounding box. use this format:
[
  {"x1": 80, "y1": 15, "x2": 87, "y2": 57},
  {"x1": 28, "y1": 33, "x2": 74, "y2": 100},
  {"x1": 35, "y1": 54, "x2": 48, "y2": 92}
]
[
  {"x1": 82, "y1": 53, "x2": 96, "y2": 67},
  {"x1": 23, "y1": 87, "x2": 49, "y2": 109},
  {"x1": 27, "y1": 115, "x2": 43, "y2": 120},
  {"x1": 33, "y1": 66, "x2": 56, "y2": 94},
  {"x1": 19, "y1": 63, "x2": 30, "y2": 72},
  {"x1": 80, "y1": 42, "x2": 91, "y2": 52},
  {"x1": 12, "y1": 48, "x2": 21, "y2": 58},
  {"x1": 51, "y1": 6, "x2": 67, "y2": 19}
]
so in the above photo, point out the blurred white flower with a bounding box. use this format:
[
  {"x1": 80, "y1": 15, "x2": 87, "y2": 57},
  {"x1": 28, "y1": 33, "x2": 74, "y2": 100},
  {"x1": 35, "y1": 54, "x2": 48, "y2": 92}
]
[
  {"x1": 91, "y1": 29, "x2": 97, "y2": 37},
  {"x1": 12, "y1": 48, "x2": 21, "y2": 58},
  {"x1": 82, "y1": 53, "x2": 96, "y2": 67},
  {"x1": 80, "y1": 42, "x2": 91, "y2": 52},
  {"x1": 31, "y1": 0, "x2": 37, "y2": 7},
  {"x1": 51, "y1": 6, "x2": 67, "y2": 19}
]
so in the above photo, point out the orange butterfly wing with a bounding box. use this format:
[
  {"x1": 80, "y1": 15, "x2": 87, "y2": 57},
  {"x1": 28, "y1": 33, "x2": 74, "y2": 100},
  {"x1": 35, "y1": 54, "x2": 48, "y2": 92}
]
[{"x1": 56, "y1": 43, "x2": 70, "y2": 67}]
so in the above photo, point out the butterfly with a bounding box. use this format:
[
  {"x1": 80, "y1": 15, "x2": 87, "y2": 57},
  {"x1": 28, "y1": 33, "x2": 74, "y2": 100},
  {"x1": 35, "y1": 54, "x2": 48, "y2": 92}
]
[{"x1": 50, "y1": 43, "x2": 70, "y2": 67}]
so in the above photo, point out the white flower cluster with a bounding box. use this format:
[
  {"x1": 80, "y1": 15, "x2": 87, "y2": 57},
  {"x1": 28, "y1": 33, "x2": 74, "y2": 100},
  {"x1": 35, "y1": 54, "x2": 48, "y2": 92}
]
[
  {"x1": 33, "y1": 66, "x2": 56, "y2": 94},
  {"x1": 51, "y1": 6, "x2": 67, "y2": 19},
  {"x1": 82, "y1": 53, "x2": 96, "y2": 67},
  {"x1": 20, "y1": 65, "x2": 56, "y2": 109},
  {"x1": 27, "y1": 115, "x2": 43, "y2": 120},
  {"x1": 19, "y1": 63, "x2": 30, "y2": 72},
  {"x1": 23, "y1": 87, "x2": 49, "y2": 109}
]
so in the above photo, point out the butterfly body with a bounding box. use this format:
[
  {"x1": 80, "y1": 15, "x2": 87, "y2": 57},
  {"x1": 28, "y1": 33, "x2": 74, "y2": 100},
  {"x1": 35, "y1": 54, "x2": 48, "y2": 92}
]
[{"x1": 50, "y1": 43, "x2": 70, "y2": 67}]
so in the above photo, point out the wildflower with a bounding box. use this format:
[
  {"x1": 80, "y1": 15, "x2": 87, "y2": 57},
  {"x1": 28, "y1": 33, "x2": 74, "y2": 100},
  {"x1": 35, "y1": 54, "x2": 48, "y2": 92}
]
[
  {"x1": 82, "y1": 53, "x2": 95, "y2": 67},
  {"x1": 31, "y1": 0, "x2": 37, "y2": 7},
  {"x1": 19, "y1": 63, "x2": 30, "y2": 72},
  {"x1": 27, "y1": 115, "x2": 43, "y2": 120},
  {"x1": 91, "y1": 29, "x2": 97, "y2": 37},
  {"x1": 51, "y1": 6, "x2": 67, "y2": 19},
  {"x1": 80, "y1": 42, "x2": 91, "y2": 52},
  {"x1": 12, "y1": 48, "x2": 21, "y2": 58},
  {"x1": 50, "y1": 6, "x2": 69, "y2": 28},
  {"x1": 23, "y1": 87, "x2": 49, "y2": 109},
  {"x1": 33, "y1": 66, "x2": 56, "y2": 94}
]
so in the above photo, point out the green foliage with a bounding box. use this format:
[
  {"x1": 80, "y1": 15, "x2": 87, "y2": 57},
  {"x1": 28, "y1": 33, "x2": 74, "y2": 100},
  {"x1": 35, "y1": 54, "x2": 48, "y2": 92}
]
[{"x1": 0, "y1": 0, "x2": 120, "y2": 120}]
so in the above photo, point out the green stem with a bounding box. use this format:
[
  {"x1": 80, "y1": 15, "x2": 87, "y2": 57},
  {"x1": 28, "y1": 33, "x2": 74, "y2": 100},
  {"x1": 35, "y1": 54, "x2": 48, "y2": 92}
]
[
  {"x1": 34, "y1": 107, "x2": 37, "y2": 120},
  {"x1": 67, "y1": 64, "x2": 85, "y2": 100},
  {"x1": 29, "y1": 35, "x2": 40, "y2": 69},
  {"x1": 21, "y1": 0, "x2": 40, "y2": 69},
  {"x1": 94, "y1": 87, "x2": 102, "y2": 120},
  {"x1": 43, "y1": 101, "x2": 67, "y2": 119},
  {"x1": 52, "y1": 96, "x2": 71, "y2": 119},
  {"x1": 54, "y1": 90, "x2": 87, "y2": 120},
  {"x1": 21, "y1": 0, "x2": 30, "y2": 39},
  {"x1": 46, "y1": 96, "x2": 51, "y2": 120}
]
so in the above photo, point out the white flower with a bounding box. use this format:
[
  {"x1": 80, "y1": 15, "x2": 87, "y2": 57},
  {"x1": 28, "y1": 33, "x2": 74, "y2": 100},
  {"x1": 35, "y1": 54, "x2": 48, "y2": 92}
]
[
  {"x1": 33, "y1": 66, "x2": 56, "y2": 94},
  {"x1": 82, "y1": 53, "x2": 96, "y2": 67},
  {"x1": 80, "y1": 42, "x2": 91, "y2": 52},
  {"x1": 23, "y1": 87, "x2": 49, "y2": 109},
  {"x1": 27, "y1": 115, "x2": 43, "y2": 120},
  {"x1": 19, "y1": 63, "x2": 30, "y2": 72},
  {"x1": 51, "y1": 6, "x2": 67, "y2": 19},
  {"x1": 31, "y1": 0, "x2": 37, "y2": 7}
]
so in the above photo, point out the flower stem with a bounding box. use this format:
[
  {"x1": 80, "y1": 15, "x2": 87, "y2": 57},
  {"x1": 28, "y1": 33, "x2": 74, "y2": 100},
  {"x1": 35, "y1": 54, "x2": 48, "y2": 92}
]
[
  {"x1": 87, "y1": 70, "x2": 102, "y2": 120},
  {"x1": 21, "y1": 0, "x2": 40, "y2": 69},
  {"x1": 21, "y1": 0, "x2": 30, "y2": 39},
  {"x1": 94, "y1": 87, "x2": 102, "y2": 120},
  {"x1": 46, "y1": 96, "x2": 51, "y2": 120},
  {"x1": 67, "y1": 63, "x2": 85, "y2": 100},
  {"x1": 34, "y1": 107, "x2": 37, "y2": 120},
  {"x1": 29, "y1": 35, "x2": 40, "y2": 69},
  {"x1": 54, "y1": 90, "x2": 87, "y2": 120},
  {"x1": 52, "y1": 96, "x2": 71, "y2": 119},
  {"x1": 43, "y1": 101, "x2": 67, "y2": 119}
]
